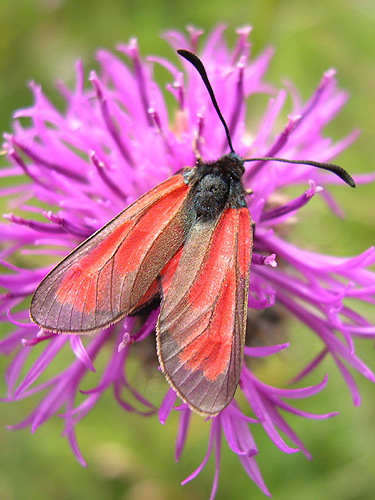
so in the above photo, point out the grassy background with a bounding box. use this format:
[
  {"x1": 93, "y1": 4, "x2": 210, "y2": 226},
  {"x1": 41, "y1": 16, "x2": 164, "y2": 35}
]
[{"x1": 0, "y1": 0, "x2": 375, "y2": 499}]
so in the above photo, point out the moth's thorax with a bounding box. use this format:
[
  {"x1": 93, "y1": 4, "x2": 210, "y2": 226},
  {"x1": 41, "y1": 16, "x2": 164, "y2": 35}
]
[{"x1": 183, "y1": 152, "x2": 247, "y2": 221}]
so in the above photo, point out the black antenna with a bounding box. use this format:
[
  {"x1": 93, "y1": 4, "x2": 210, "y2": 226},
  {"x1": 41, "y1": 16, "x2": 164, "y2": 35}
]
[
  {"x1": 244, "y1": 157, "x2": 355, "y2": 188},
  {"x1": 177, "y1": 49, "x2": 235, "y2": 154},
  {"x1": 177, "y1": 49, "x2": 355, "y2": 189}
]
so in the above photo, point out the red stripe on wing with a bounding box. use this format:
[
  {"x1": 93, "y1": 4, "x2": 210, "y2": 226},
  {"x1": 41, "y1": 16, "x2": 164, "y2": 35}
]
[
  {"x1": 130, "y1": 245, "x2": 183, "y2": 313},
  {"x1": 179, "y1": 268, "x2": 236, "y2": 381},
  {"x1": 159, "y1": 246, "x2": 183, "y2": 296}
]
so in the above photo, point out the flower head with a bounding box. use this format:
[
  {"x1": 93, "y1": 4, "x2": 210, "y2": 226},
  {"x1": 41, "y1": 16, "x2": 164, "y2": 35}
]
[{"x1": 1, "y1": 26, "x2": 375, "y2": 498}]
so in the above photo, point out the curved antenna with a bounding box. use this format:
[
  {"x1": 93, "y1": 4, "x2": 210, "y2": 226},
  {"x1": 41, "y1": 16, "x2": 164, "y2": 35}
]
[
  {"x1": 177, "y1": 50, "x2": 355, "y2": 189},
  {"x1": 177, "y1": 49, "x2": 235, "y2": 153},
  {"x1": 244, "y1": 157, "x2": 355, "y2": 188}
]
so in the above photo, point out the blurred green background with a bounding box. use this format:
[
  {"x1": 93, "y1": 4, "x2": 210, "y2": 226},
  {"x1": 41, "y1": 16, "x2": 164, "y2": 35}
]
[{"x1": 0, "y1": 0, "x2": 374, "y2": 499}]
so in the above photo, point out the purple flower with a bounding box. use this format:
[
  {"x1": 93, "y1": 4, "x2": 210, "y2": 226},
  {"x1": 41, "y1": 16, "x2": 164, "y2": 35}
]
[{"x1": 1, "y1": 25, "x2": 375, "y2": 498}]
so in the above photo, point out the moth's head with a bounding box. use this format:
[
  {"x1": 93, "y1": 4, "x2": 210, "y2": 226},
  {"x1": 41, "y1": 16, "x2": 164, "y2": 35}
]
[{"x1": 215, "y1": 152, "x2": 245, "y2": 180}]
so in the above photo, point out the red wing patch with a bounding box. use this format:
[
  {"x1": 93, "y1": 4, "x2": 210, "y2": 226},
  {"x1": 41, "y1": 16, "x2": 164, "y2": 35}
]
[
  {"x1": 130, "y1": 246, "x2": 183, "y2": 314},
  {"x1": 157, "y1": 207, "x2": 252, "y2": 415},
  {"x1": 30, "y1": 175, "x2": 189, "y2": 333}
]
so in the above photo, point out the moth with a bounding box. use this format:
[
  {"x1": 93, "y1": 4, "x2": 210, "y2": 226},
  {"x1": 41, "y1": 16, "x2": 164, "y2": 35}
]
[{"x1": 30, "y1": 50, "x2": 355, "y2": 415}]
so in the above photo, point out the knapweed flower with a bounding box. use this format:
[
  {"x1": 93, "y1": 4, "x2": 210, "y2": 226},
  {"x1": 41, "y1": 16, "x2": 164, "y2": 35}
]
[{"x1": 1, "y1": 26, "x2": 375, "y2": 498}]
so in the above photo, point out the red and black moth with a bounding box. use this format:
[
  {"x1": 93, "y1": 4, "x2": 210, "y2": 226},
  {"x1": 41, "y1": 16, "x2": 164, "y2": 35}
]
[{"x1": 30, "y1": 50, "x2": 355, "y2": 416}]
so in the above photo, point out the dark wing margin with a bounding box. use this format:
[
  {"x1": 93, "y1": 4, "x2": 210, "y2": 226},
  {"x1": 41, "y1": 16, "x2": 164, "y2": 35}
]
[
  {"x1": 157, "y1": 206, "x2": 252, "y2": 415},
  {"x1": 30, "y1": 175, "x2": 189, "y2": 333}
]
